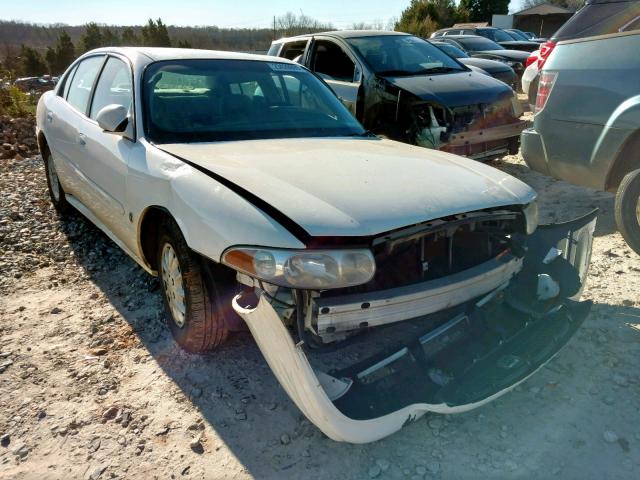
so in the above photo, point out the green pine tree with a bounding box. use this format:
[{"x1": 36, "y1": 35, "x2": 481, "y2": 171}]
[
  {"x1": 121, "y1": 27, "x2": 140, "y2": 46},
  {"x1": 458, "y1": 0, "x2": 510, "y2": 23},
  {"x1": 19, "y1": 45, "x2": 47, "y2": 76},
  {"x1": 81, "y1": 23, "x2": 103, "y2": 52}
]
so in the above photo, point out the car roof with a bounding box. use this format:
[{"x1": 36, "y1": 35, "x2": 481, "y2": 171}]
[
  {"x1": 273, "y1": 30, "x2": 409, "y2": 43},
  {"x1": 79, "y1": 47, "x2": 292, "y2": 66}
]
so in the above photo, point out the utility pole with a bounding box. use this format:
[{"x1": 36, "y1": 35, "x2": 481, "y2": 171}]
[{"x1": 273, "y1": 16, "x2": 276, "y2": 40}]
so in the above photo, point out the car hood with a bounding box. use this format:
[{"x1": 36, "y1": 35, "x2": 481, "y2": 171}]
[
  {"x1": 157, "y1": 138, "x2": 535, "y2": 238},
  {"x1": 459, "y1": 57, "x2": 512, "y2": 73},
  {"x1": 475, "y1": 49, "x2": 530, "y2": 62},
  {"x1": 382, "y1": 70, "x2": 512, "y2": 107}
]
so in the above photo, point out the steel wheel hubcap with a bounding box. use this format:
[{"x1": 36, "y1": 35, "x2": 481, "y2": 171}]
[
  {"x1": 161, "y1": 243, "x2": 186, "y2": 328},
  {"x1": 47, "y1": 155, "x2": 61, "y2": 201}
]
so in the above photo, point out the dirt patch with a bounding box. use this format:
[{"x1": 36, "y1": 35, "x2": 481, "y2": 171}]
[{"x1": 1, "y1": 145, "x2": 639, "y2": 478}]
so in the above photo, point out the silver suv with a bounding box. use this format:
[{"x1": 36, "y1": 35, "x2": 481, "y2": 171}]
[{"x1": 521, "y1": 3, "x2": 640, "y2": 253}]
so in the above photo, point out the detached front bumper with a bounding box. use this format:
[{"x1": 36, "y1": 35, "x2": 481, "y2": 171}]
[
  {"x1": 233, "y1": 211, "x2": 597, "y2": 443},
  {"x1": 441, "y1": 120, "x2": 528, "y2": 160}
]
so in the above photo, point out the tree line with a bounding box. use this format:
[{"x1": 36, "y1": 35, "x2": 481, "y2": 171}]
[
  {"x1": 1, "y1": 19, "x2": 185, "y2": 78},
  {"x1": 1, "y1": 14, "x2": 333, "y2": 78}
]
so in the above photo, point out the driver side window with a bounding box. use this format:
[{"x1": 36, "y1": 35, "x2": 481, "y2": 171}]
[{"x1": 312, "y1": 40, "x2": 357, "y2": 83}]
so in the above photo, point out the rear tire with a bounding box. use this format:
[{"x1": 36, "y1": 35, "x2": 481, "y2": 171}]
[
  {"x1": 614, "y1": 168, "x2": 640, "y2": 255},
  {"x1": 43, "y1": 150, "x2": 71, "y2": 215},
  {"x1": 157, "y1": 218, "x2": 228, "y2": 353}
]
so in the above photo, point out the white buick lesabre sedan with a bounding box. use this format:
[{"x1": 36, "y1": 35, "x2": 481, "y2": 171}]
[{"x1": 36, "y1": 47, "x2": 597, "y2": 443}]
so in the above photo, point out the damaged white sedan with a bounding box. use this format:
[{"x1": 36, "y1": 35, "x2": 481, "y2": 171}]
[{"x1": 36, "y1": 47, "x2": 597, "y2": 443}]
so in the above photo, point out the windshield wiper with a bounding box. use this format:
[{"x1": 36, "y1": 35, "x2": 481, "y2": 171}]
[
  {"x1": 377, "y1": 67, "x2": 462, "y2": 77},
  {"x1": 414, "y1": 66, "x2": 462, "y2": 74}
]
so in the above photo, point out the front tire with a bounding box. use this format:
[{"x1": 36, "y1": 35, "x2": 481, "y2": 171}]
[
  {"x1": 43, "y1": 150, "x2": 71, "y2": 215},
  {"x1": 614, "y1": 168, "x2": 640, "y2": 255},
  {"x1": 157, "y1": 219, "x2": 229, "y2": 353}
]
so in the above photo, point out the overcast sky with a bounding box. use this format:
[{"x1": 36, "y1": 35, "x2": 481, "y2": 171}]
[{"x1": 0, "y1": 0, "x2": 525, "y2": 28}]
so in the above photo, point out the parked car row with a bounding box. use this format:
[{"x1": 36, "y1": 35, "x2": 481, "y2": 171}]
[
  {"x1": 431, "y1": 26, "x2": 541, "y2": 52},
  {"x1": 430, "y1": 40, "x2": 518, "y2": 89},
  {"x1": 432, "y1": 35, "x2": 529, "y2": 85},
  {"x1": 36, "y1": 41, "x2": 596, "y2": 443}
]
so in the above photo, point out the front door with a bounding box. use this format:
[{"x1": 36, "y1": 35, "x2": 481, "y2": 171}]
[{"x1": 307, "y1": 39, "x2": 362, "y2": 119}]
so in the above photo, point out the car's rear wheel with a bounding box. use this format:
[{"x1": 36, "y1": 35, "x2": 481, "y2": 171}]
[
  {"x1": 614, "y1": 168, "x2": 640, "y2": 255},
  {"x1": 43, "y1": 150, "x2": 71, "y2": 215},
  {"x1": 157, "y1": 218, "x2": 228, "y2": 352}
]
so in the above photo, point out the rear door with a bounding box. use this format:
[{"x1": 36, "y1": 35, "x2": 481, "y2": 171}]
[
  {"x1": 306, "y1": 38, "x2": 362, "y2": 119},
  {"x1": 49, "y1": 55, "x2": 106, "y2": 200}
]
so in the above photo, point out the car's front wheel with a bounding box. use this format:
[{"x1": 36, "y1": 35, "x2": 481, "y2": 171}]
[
  {"x1": 615, "y1": 168, "x2": 640, "y2": 255},
  {"x1": 43, "y1": 150, "x2": 71, "y2": 215},
  {"x1": 157, "y1": 219, "x2": 229, "y2": 353}
]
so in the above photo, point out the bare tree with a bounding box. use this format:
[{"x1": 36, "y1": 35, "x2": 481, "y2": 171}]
[
  {"x1": 275, "y1": 12, "x2": 333, "y2": 37},
  {"x1": 350, "y1": 19, "x2": 388, "y2": 31}
]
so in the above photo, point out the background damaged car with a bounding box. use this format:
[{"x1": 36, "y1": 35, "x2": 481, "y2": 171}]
[
  {"x1": 36, "y1": 47, "x2": 597, "y2": 443},
  {"x1": 268, "y1": 31, "x2": 526, "y2": 160}
]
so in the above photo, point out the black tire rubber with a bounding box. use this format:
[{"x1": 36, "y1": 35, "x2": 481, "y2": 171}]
[
  {"x1": 43, "y1": 149, "x2": 71, "y2": 215},
  {"x1": 157, "y1": 218, "x2": 228, "y2": 353},
  {"x1": 614, "y1": 168, "x2": 640, "y2": 255}
]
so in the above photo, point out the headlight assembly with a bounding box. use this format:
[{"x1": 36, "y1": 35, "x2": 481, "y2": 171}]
[
  {"x1": 523, "y1": 201, "x2": 539, "y2": 235},
  {"x1": 222, "y1": 247, "x2": 376, "y2": 289}
]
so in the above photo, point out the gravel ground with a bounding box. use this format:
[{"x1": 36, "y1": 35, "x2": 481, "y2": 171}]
[{"x1": 1, "y1": 134, "x2": 639, "y2": 479}]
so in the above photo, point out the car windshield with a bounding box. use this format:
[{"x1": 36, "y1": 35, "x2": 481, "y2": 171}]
[
  {"x1": 143, "y1": 59, "x2": 365, "y2": 143},
  {"x1": 455, "y1": 37, "x2": 504, "y2": 51},
  {"x1": 347, "y1": 35, "x2": 465, "y2": 76},
  {"x1": 479, "y1": 28, "x2": 514, "y2": 43},
  {"x1": 433, "y1": 43, "x2": 468, "y2": 59}
]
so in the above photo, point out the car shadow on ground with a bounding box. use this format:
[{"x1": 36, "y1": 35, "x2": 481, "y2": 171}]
[{"x1": 56, "y1": 210, "x2": 640, "y2": 479}]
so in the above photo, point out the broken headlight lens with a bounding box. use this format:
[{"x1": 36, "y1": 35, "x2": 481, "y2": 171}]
[
  {"x1": 222, "y1": 247, "x2": 376, "y2": 289},
  {"x1": 523, "y1": 201, "x2": 539, "y2": 235}
]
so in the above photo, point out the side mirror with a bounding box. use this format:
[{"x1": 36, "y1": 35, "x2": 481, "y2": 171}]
[{"x1": 96, "y1": 104, "x2": 129, "y2": 134}]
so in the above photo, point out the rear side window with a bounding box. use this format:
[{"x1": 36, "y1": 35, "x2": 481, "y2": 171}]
[
  {"x1": 554, "y1": 1, "x2": 640, "y2": 40},
  {"x1": 279, "y1": 40, "x2": 308, "y2": 61},
  {"x1": 61, "y1": 64, "x2": 78, "y2": 98},
  {"x1": 89, "y1": 57, "x2": 133, "y2": 119},
  {"x1": 267, "y1": 44, "x2": 280, "y2": 56},
  {"x1": 66, "y1": 56, "x2": 105, "y2": 114}
]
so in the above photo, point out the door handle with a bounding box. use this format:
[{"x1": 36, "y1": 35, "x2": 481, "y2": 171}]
[
  {"x1": 46, "y1": 111, "x2": 53, "y2": 123},
  {"x1": 78, "y1": 133, "x2": 87, "y2": 146}
]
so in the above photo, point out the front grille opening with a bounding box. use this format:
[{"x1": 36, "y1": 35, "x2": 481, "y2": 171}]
[{"x1": 330, "y1": 214, "x2": 518, "y2": 295}]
